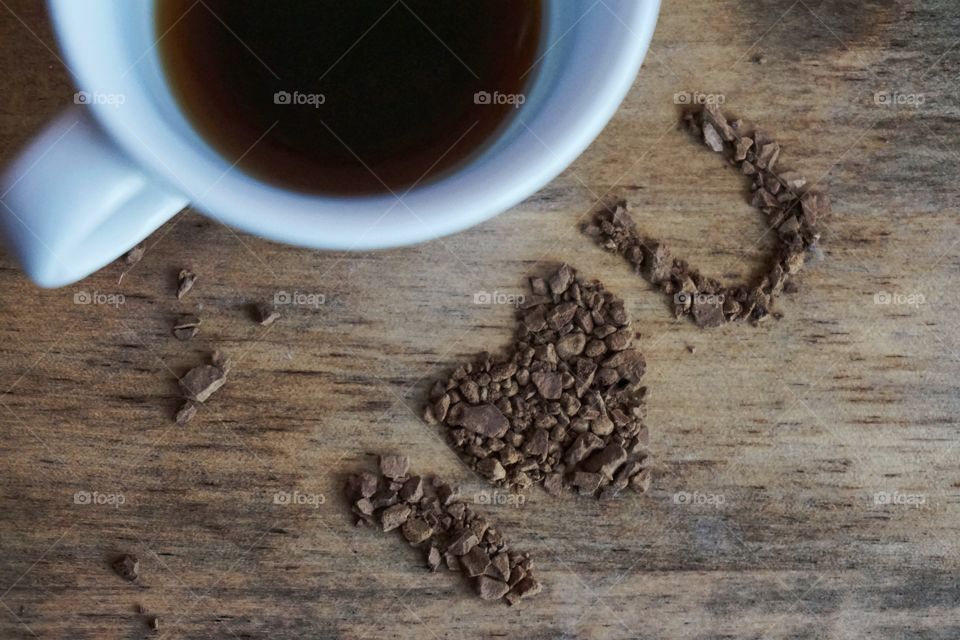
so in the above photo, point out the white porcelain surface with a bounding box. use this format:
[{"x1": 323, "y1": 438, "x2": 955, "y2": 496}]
[{"x1": 0, "y1": 0, "x2": 661, "y2": 287}]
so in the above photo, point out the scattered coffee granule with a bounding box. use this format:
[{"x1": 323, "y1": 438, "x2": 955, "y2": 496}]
[
  {"x1": 172, "y1": 314, "x2": 201, "y2": 341},
  {"x1": 179, "y1": 363, "x2": 227, "y2": 402},
  {"x1": 177, "y1": 350, "x2": 230, "y2": 421},
  {"x1": 255, "y1": 303, "x2": 280, "y2": 327},
  {"x1": 583, "y1": 104, "x2": 825, "y2": 327},
  {"x1": 175, "y1": 401, "x2": 197, "y2": 426},
  {"x1": 176, "y1": 269, "x2": 197, "y2": 300},
  {"x1": 424, "y1": 264, "x2": 653, "y2": 500},
  {"x1": 111, "y1": 554, "x2": 139, "y2": 581},
  {"x1": 346, "y1": 455, "x2": 542, "y2": 605},
  {"x1": 118, "y1": 243, "x2": 145, "y2": 283},
  {"x1": 124, "y1": 244, "x2": 145, "y2": 266},
  {"x1": 211, "y1": 349, "x2": 231, "y2": 371}
]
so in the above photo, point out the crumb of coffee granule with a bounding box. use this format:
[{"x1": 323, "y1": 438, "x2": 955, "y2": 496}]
[
  {"x1": 111, "y1": 554, "x2": 139, "y2": 581},
  {"x1": 583, "y1": 104, "x2": 826, "y2": 327},
  {"x1": 346, "y1": 455, "x2": 542, "y2": 605},
  {"x1": 176, "y1": 269, "x2": 197, "y2": 300},
  {"x1": 117, "y1": 243, "x2": 146, "y2": 284},
  {"x1": 255, "y1": 302, "x2": 281, "y2": 326},
  {"x1": 174, "y1": 352, "x2": 230, "y2": 423},
  {"x1": 172, "y1": 314, "x2": 201, "y2": 341},
  {"x1": 175, "y1": 401, "x2": 197, "y2": 426},
  {"x1": 123, "y1": 244, "x2": 145, "y2": 266},
  {"x1": 179, "y1": 352, "x2": 230, "y2": 403},
  {"x1": 425, "y1": 264, "x2": 653, "y2": 500}
]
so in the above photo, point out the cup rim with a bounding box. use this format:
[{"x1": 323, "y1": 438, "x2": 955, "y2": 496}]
[{"x1": 48, "y1": 0, "x2": 662, "y2": 251}]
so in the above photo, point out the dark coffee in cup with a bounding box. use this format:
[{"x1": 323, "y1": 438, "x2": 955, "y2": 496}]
[{"x1": 156, "y1": 0, "x2": 543, "y2": 195}]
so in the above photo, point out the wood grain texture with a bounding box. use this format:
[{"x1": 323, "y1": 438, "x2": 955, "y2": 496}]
[{"x1": 2, "y1": 1, "x2": 960, "y2": 638}]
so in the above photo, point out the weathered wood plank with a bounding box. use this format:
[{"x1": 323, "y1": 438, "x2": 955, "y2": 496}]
[{"x1": 1, "y1": 1, "x2": 959, "y2": 638}]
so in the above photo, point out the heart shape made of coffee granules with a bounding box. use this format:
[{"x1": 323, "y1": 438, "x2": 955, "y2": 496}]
[{"x1": 423, "y1": 264, "x2": 653, "y2": 500}]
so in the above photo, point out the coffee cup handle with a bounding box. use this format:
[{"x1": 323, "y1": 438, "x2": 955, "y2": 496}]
[{"x1": 0, "y1": 106, "x2": 189, "y2": 287}]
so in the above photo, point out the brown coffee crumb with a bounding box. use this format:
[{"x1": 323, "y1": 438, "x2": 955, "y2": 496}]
[
  {"x1": 176, "y1": 269, "x2": 197, "y2": 300},
  {"x1": 426, "y1": 546, "x2": 442, "y2": 571},
  {"x1": 402, "y1": 517, "x2": 433, "y2": 544},
  {"x1": 478, "y1": 575, "x2": 510, "y2": 600},
  {"x1": 458, "y1": 404, "x2": 509, "y2": 438},
  {"x1": 179, "y1": 352, "x2": 229, "y2": 403},
  {"x1": 381, "y1": 504, "x2": 411, "y2": 532},
  {"x1": 124, "y1": 244, "x2": 145, "y2": 265},
  {"x1": 172, "y1": 314, "x2": 201, "y2": 341},
  {"x1": 179, "y1": 365, "x2": 226, "y2": 402},
  {"x1": 379, "y1": 454, "x2": 410, "y2": 480},
  {"x1": 505, "y1": 575, "x2": 542, "y2": 605},
  {"x1": 117, "y1": 243, "x2": 146, "y2": 283},
  {"x1": 175, "y1": 401, "x2": 197, "y2": 426},
  {"x1": 111, "y1": 554, "x2": 139, "y2": 581},
  {"x1": 211, "y1": 350, "x2": 232, "y2": 372},
  {"x1": 256, "y1": 303, "x2": 280, "y2": 326}
]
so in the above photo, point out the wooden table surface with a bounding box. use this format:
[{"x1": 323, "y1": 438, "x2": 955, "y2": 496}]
[{"x1": 2, "y1": 1, "x2": 959, "y2": 638}]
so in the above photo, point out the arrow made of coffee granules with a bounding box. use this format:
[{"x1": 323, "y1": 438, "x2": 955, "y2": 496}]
[
  {"x1": 582, "y1": 103, "x2": 827, "y2": 328},
  {"x1": 346, "y1": 455, "x2": 543, "y2": 605}
]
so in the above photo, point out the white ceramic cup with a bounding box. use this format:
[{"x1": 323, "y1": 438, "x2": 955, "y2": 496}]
[{"x1": 0, "y1": 0, "x2": 660, "y2": 287}]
